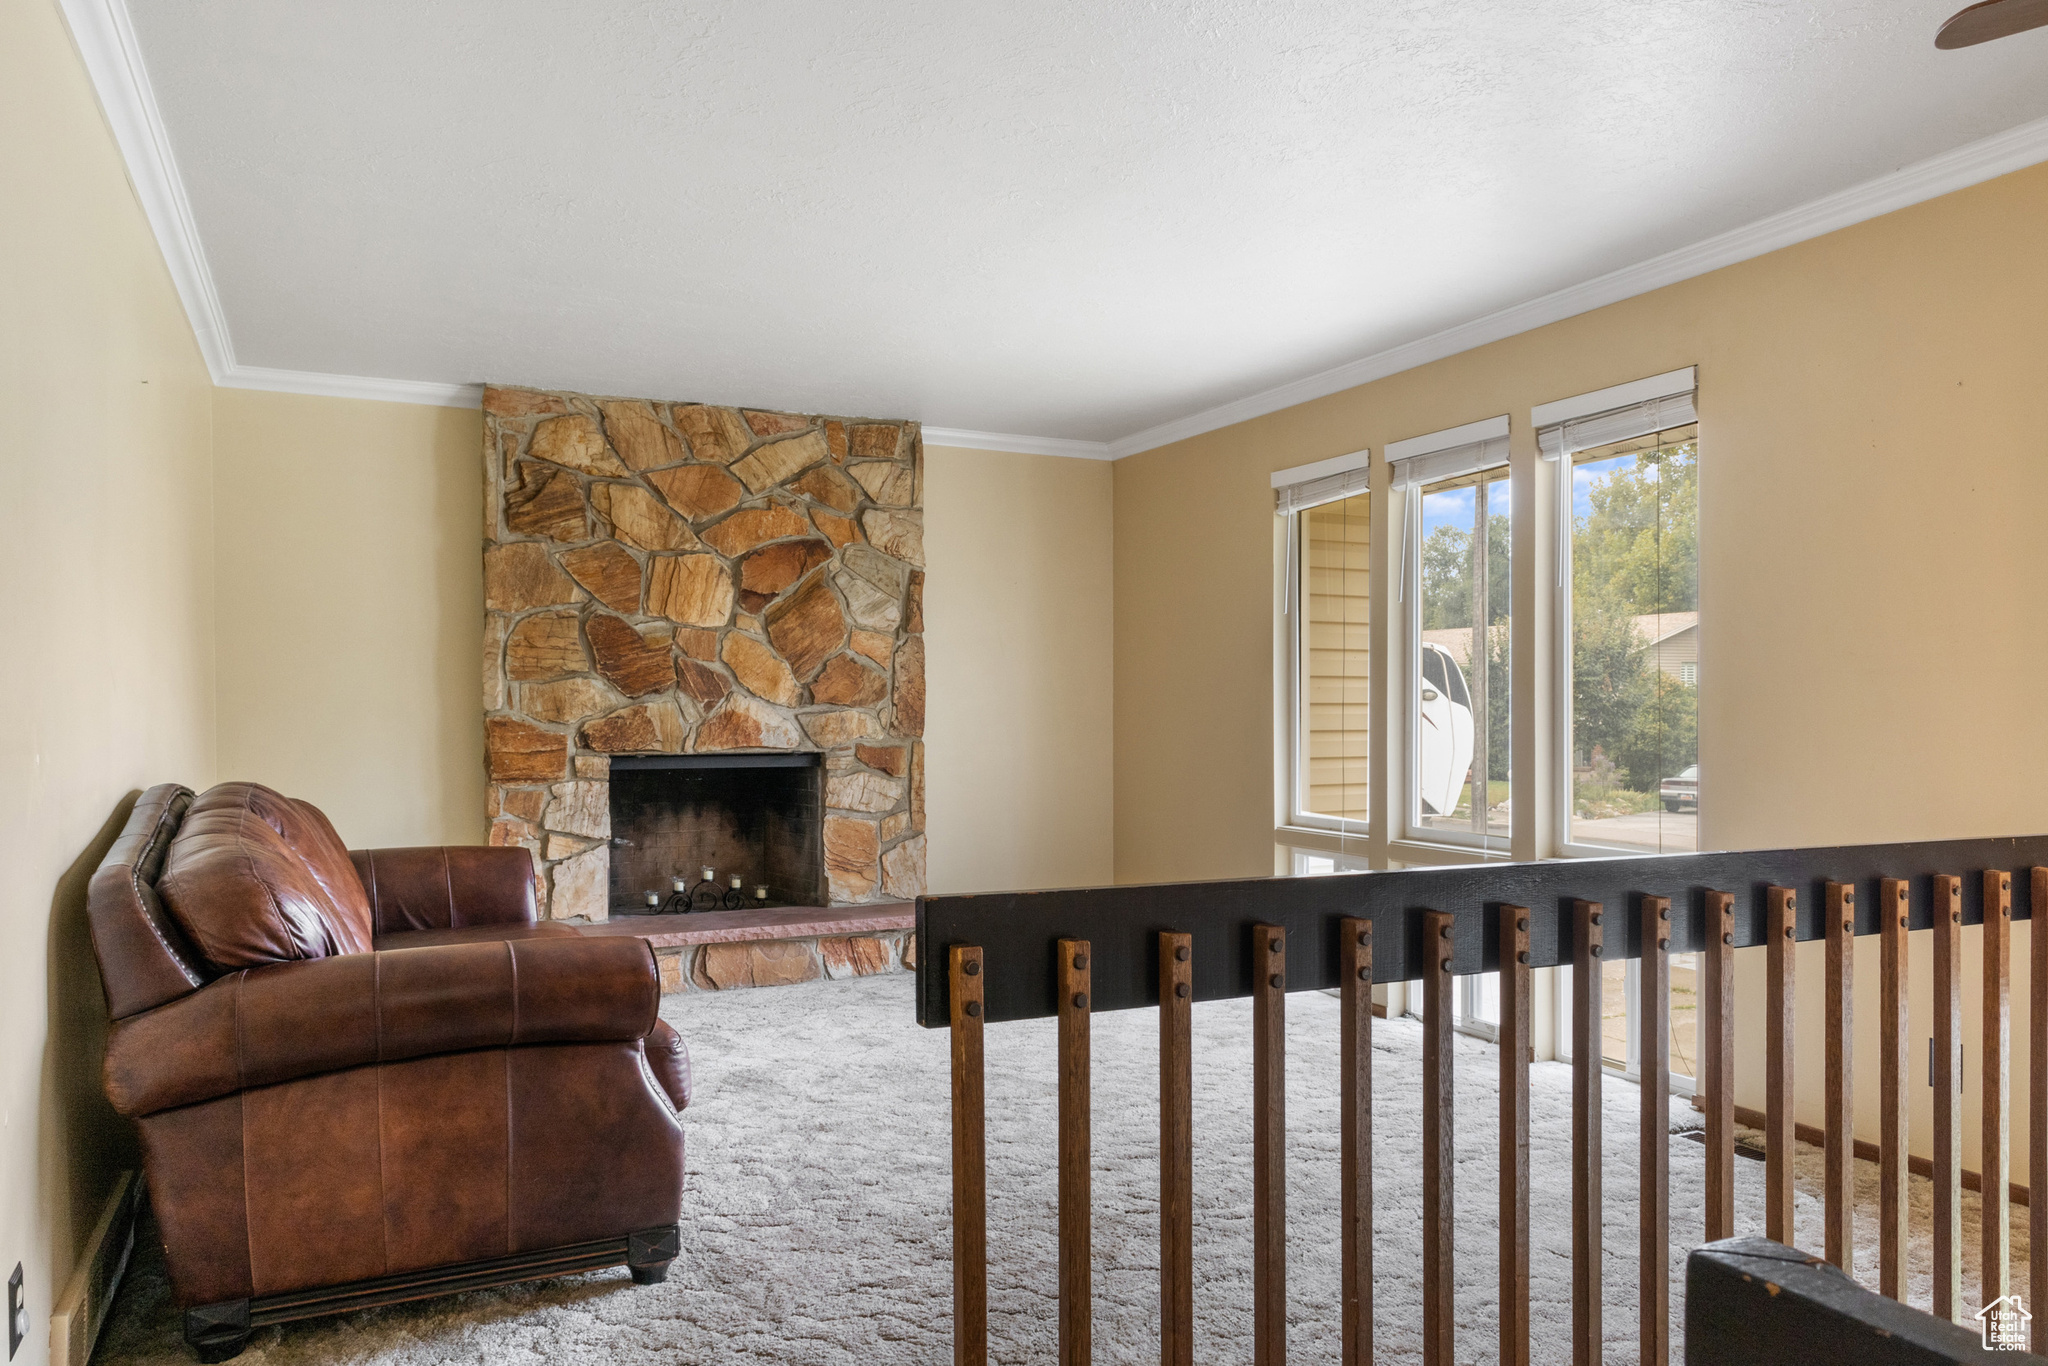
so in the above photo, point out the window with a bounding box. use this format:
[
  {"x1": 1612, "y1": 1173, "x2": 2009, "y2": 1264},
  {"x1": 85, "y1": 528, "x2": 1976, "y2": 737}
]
[
  {"x1": 1278, "y1": 451, "x2": 1372, "y2": 838},
  {"x1": 1392, "y1": 418, "x2": 1511, "y2": 852},
  {"x1": 1540, "y1": 371, "x2": 1699, "y2": 856},
  {"x1": 1554, "y1": 955, "x2": 1700, "y2": 1097}
]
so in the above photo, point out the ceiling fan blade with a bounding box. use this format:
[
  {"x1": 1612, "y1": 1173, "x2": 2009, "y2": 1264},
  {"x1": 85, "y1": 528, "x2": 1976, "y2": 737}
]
[{"x1": 1937, "y1": 0, "x2": 2048, "y2": 48}]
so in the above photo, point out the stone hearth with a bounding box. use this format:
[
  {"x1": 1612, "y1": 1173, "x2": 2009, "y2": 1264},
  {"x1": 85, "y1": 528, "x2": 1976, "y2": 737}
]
[
  {"x1": 578, "y1": 903, "x2": 917, "y2": 994},
  {"x1": 481, "y1": 385, "x2": 926, "y2": 921}
]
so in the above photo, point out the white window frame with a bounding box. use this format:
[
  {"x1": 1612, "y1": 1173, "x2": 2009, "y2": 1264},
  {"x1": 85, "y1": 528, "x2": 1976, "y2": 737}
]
[
  {"x1": 1289, "y1": 848, "x2": 1371, "y2": 876},
  {"x1": 1391, "y1": 417, "x2": 1513, "y2": 856},
  {"x1": 1456, "y1": 970, "x2": 1501, "y2": 1042},
  {"x1": 1277, "y1": 451, "x2": 1373, "y2": 839},
  {"x1": 1552, "y1": 958, "x2": 1699, "y2": 1098},
  {"x1": 1538, "y1": 368, "x2": 1698, "y2": 860}
]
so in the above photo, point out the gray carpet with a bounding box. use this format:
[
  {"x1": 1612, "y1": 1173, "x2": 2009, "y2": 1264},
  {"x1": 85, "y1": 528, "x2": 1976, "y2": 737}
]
[{"x1": 97, "y1": 973, "x2": 2026, "y2": 1364}]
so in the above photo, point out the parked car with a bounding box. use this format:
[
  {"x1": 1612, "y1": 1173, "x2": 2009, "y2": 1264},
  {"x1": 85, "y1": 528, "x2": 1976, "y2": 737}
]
[
  {"x1": 1660, "y1": 764, "x2": 1699, "y2": 812},
  {"x1": 1417, "y1": 642, "x2": 1474, "y2": 818}
]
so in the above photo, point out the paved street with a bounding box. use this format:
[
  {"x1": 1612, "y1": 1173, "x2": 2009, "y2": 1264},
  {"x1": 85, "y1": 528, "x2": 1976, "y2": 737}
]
[{"x1": 1572, "y1": 809, "x2": 1698, "y2": 853}]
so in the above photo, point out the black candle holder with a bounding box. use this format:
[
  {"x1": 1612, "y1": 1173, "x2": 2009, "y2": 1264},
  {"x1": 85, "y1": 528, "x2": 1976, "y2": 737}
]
[{"x1": 689, "y1": 872, "x2": 724, "y2": 912}]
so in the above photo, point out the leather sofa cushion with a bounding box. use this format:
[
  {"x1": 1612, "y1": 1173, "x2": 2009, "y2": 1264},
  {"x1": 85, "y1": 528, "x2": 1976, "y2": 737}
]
[
  {"x1": 104, "y1": 933, "x2": 663, "y2": 1118},
  {"x1": 350, "y1": 845, "x2": 538, "y2": 935},
  {"x1": 373, "y1": 921, "x2": 580, "y2": 951},
  {"x1": 158, "y1": 782, "x2": 375, "y2": 973}
]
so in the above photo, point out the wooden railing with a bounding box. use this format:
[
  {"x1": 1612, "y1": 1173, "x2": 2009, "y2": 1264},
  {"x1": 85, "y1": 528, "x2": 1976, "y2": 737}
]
[{"x1": 914, "y1": 836, "x2": 2048, "y2": 1364}]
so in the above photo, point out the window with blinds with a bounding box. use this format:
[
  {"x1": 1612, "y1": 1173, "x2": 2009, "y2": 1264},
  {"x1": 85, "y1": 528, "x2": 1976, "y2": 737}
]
[
  {"x1": 1389, "y1": 415, "x2": 1512, "y2": 852},
  {"x1": 1274, "y1": 448, "x2": 1371, "y2": 835},
  {"x1": 1538, "y1": 366, "x2": 1700, "y2": 859},
  {"x1": 1297, "y1": 490, "x2": 1371, "y2": 827}
]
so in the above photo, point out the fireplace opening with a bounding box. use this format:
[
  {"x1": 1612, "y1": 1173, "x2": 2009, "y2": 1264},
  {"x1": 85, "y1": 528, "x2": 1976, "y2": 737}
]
[{"x1": 607, "y1": 754, "x2": 826, "y2": 915}]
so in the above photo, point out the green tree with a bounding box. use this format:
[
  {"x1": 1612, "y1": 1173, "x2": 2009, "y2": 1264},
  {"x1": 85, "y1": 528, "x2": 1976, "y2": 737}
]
[
  {"x1": 1485, "y1": 619, "x2": 1511, "y2": 781},
  {"x1": 1574, "y1": 445, "x2": 1697, "y2": 615},
  {"x1": 1570, "y1": 439, "x2": 1698, "y2": 795},
  {"x1": 1420, "y1": 512, "x2": 1511, "y2": 630},
  {"x1": 1571, "y1": 585, "x2": 1649, "y2": 770},
  {"x1": 1617, "y1": 676, "x2": 1699, "y2": 793}
]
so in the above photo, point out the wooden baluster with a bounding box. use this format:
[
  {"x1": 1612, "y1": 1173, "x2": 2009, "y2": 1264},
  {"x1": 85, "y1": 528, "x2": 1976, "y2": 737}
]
[
  {"x1": 1058, "y1": 937, "x2": 1093, "y2": 1365},
  {"x1": 1765, "y1": 886, "x2": 1796, "y2": 1246},
  {"x1": 1983, "y1": 871, "x2": 2012, "y2": 1311},
  {"x1": 1159, "y1": 932, "x2": 1194, "y2": 1366},
  {"x1": 1422, "y1": 909, "x2": 1455, "y2": 1366},
  {"x1": 1879, "y1": 877, "x2": 1910, "y2": 1300},
  {"x1": 1500, "y1": 905, "x2": 1531, "y2": 1366},
  {"x1": 950, "y1": 946, "x2": 988, "y2": 1366},
  {"x1": 1702, "y1": 890, "x2": 1736, "y2": 1243},
  {"x1": 1253, "y1": 924, "x2": 1287, "y2": 1366},
  {"x1": 1933, "y1": 875, "x2": 1962, "y2": 1322},
  {"x1": 1823, "y1": 881, "x2": 1854, "y2": 1272},
  {"x1": 1571, "y1": 900, "x2": 1603, "y2": 1366},
  {"x1": 2033, "y1": 868, "x2": 2048, "y2": 1354},
  {"x1": 1640, "y1": 895, "x2": 1671, "y2": 1366},
  {"x1": 1341, "y1": 918, "x2": 1374, "y2": 1366}
]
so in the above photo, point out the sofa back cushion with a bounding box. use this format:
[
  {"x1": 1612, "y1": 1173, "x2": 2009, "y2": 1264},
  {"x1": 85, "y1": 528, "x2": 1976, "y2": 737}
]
[{"x1": 158, "y1": 782, "x2": 375, "y2": 972}]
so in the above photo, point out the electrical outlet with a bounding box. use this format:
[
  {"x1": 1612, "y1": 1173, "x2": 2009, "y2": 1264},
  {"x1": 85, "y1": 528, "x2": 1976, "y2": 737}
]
[{"x1": 7, "y1": 1261, "x2": 23, "y2": 1360}]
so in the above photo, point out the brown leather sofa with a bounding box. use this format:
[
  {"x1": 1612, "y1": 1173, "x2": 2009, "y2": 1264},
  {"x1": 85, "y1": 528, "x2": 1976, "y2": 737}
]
[{"x1": 87, "y1": 782, "x2": 689, "y2": 1362}]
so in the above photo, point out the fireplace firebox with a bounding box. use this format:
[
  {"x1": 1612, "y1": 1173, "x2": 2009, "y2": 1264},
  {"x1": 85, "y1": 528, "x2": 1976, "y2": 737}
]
[{"x1": 606, "y1": 755, "x2": 826, "y2": 915}]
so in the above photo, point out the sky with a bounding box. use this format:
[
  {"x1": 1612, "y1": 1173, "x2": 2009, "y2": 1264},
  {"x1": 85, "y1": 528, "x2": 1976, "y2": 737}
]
[
  {"x1": 1419, "y1": 473, "x2": 1508, "y2": 539},
  {"x1": 1414, "y1": 451, "x2": 1655, "y2": 535}
]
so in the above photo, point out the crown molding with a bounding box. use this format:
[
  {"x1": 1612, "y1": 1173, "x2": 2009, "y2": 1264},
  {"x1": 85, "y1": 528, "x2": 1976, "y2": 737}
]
[
  {"x1": 920, "y1": 426, "x2": 1114, "y2": 459},
  {"x1": 1105, "y1": 112, "x2": 2048, "y2": 460},
  {"x1": 220, "y1": 365, "x2": 484, "y2": 409},
  {"x1": 61, "y1": 0, "x2": 232, "y2": 380},
  {"x1": 66, "y1": 0, "x2": 2048, "y2": 456}
]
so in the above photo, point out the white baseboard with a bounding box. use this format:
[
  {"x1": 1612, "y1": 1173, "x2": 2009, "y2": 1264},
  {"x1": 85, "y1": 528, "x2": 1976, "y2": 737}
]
[{"x1": 50, "y1": 1172, "x2": 141, "y2": 1366}]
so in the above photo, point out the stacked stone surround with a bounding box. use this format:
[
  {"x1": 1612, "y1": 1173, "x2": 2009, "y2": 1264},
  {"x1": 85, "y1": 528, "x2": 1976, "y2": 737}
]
[{"x1": 481, "y1": 385, "x2": 927, "y2": 920}]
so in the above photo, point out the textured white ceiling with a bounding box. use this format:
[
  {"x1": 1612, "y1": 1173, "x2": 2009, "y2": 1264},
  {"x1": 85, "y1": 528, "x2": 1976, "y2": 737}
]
[{"x1": 122, "y1": 0, "x2": 2048, "y2": 443}]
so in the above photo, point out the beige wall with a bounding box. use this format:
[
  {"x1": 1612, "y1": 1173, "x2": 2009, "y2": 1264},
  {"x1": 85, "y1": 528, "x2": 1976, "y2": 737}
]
[
  {"x1": 924, "y1": 446, "x2": 1116, "y2": 894},
  {"x1": 1, "y1": 2, "x2": 218, "y2": 1360},
  {"x1": 1113, "y1": 163, "x2": 2048, "y2": 1180},
  {"x1": 212, "y1": 389, "x2": 487, "y2": 847},
  {"x1": 206, "y1": 414, "x2": 1120, "y2": 895}
]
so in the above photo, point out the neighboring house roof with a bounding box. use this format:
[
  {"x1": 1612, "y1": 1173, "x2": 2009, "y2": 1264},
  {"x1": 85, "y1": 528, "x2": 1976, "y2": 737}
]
[
  {"x1": 1420, "y1": 612, "x2": 1696, "y2": 674},
  {"x1": 1631, "y1": 611, "x2": 1699, "y2": 645},
  {"x1": 1419, "y1": 628, "x2": 1479, "y2": 669}
]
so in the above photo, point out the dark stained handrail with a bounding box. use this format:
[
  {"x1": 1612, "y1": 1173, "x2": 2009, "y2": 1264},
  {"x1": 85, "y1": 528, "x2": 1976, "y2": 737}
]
[{"x1": 914, "y1": 835, "x2": 2048, "y2": 1025}]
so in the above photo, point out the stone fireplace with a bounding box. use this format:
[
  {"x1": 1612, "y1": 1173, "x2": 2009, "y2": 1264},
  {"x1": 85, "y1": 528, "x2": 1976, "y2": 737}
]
[
  {"x1": 480, "y1": 385, "x2": 926, "y2": 921},
  {"x1": 607, "y1": 755, "x2": 826, "y2": 914}
]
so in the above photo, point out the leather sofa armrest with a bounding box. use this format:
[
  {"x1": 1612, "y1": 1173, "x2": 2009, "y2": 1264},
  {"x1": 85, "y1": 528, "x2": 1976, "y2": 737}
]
[
  {"x1": 105, "y1": 934, "x2": 658, "y2": 1117},
  {"x1": 350, "y1": 846, "x2": 538, "y2": 935}
]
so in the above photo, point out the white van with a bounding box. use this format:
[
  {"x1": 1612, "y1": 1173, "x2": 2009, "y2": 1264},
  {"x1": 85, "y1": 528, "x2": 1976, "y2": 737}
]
[{"x1": 1418, "y1": 642, "x2": 1475, "y2": 818}]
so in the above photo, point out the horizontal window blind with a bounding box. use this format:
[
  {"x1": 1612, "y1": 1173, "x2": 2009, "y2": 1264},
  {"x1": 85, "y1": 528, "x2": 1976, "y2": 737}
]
[
  {"x1": 1389, "y1": 434, "x2": 1511, "y2": 490},
  {"x1": 1536, "y1": 371, "x2": 1696, "y2": 460},
  {"x1": 1273, "y1": 449, "x2": 1371, "y2": 516},
  {"x1": 1387, "y1": 414, "x2": 1511, "y2": 490}
]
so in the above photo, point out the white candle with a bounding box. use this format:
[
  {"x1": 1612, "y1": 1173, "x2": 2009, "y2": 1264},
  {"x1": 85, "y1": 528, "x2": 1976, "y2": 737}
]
[
  {"x1": 701, "y1": 866, "x2": 715, "y2": 883},
  {"x1": 730, "y1": 875, "x2": 743, "y2": 889},
  {"x1": 672, "y1": 877, "x2": 687, "y2": 893},
  {"x1": 645, "y1": 891, "x2": 660, "y2": 907},
  {"x1": 754, "y1": 886, "x2": 769, "y2": 901}
]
